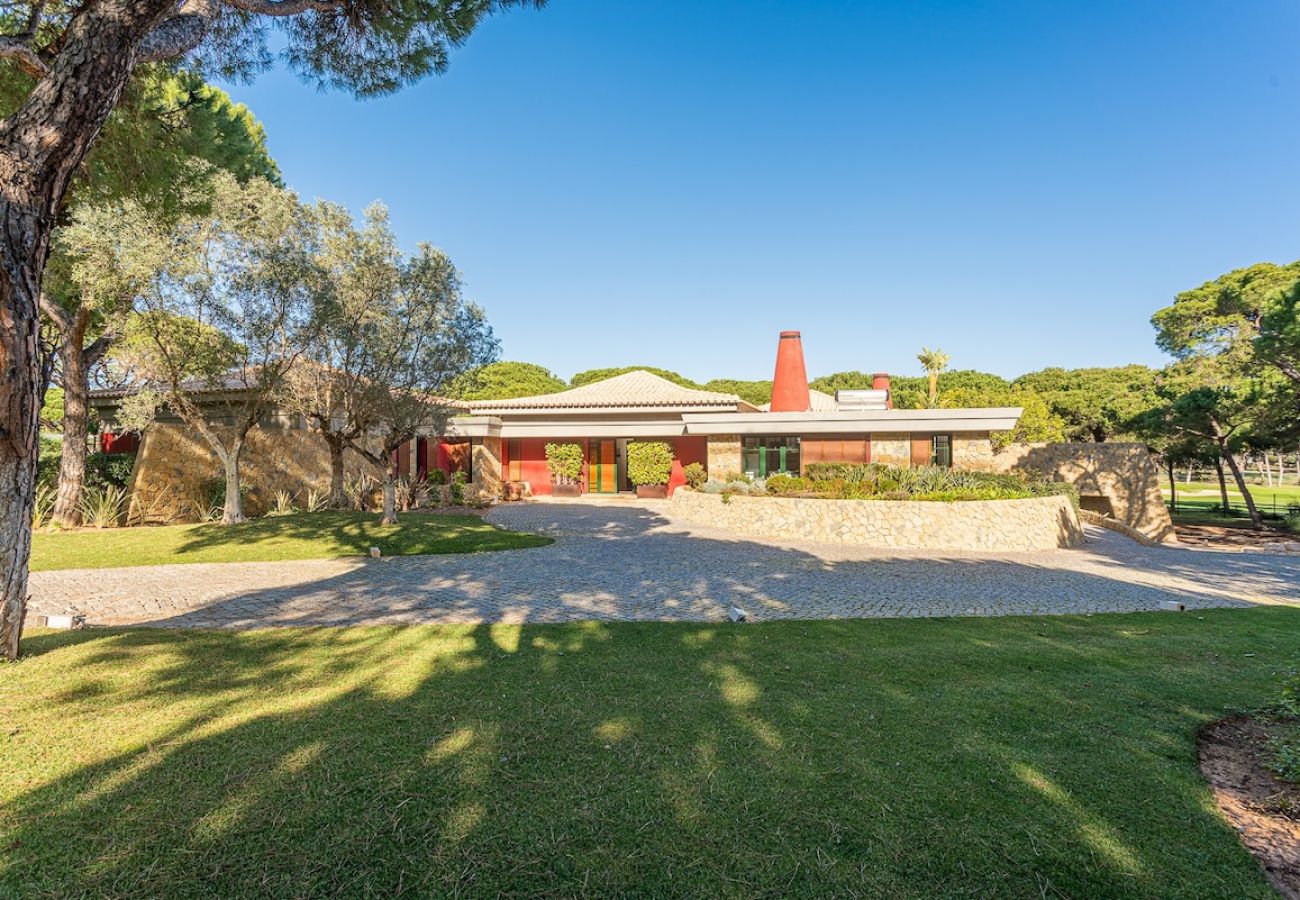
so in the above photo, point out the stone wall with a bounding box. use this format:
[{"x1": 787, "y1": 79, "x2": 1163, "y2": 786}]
[
  {"x1": 669, "y1": 490, "x2": 1083, "y2": 551},
  {"x1": 127, "y1": 423, "x2": 375, "y2": 523},
  {"x1": 988, "y1": 442, "x2": 1175, "y2": 544},
  {"x1": 707, "y1": 435, "x2": 741, "y2": 478},
  {"x1": 869, "y1": 432, "x2": 911, "y2": 467},
  {"x1": 471, "y1": 436, "x2": 503, "y2": 501},
  {"x1": 952, "y1": 432, "x2": 996, "y2": 469}
]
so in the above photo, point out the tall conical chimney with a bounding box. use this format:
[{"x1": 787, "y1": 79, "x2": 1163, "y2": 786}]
[{"x1": 770, "y1": 331, "x2": 811, "y2": 412}]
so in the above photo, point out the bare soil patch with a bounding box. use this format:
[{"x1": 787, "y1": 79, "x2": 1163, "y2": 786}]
[
  {"x1": 1199, "y1": 716, "x2": 1300, "y2": 899},
  {"x1": 1175, "y1": 521, "x2": 1296, "y2": 550}
]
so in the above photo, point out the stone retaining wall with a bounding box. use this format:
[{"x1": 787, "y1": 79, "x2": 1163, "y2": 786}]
[
  {"x1": 669, "y1": 489, "x2": 1084, "y2": 551},
  {"x1": 989, "y1": 442, "x2": 1176, "y2": 544}
]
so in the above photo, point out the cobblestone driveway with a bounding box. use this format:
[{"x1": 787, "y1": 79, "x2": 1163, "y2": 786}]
[{"x1": 28, "y1": 501, "x2": 1300, "y2": 628}]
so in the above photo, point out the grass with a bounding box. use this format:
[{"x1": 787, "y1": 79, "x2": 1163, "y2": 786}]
[
  {"x1": 1164, "y1": 480, "x2": 1300, "y2": 518},
  {"x1": 3, "y1": 608, "x2": 1299, "y2": 897},
  {"x1": 29, "y1": 510, "x2": 551, "y2": 571}
]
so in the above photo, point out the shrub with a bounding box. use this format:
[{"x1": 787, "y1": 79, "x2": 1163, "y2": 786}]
[
  {"x1": 761, "y1": 463, "x2": 1076, "y2": 503},
  {"x1": 725, "y1": 471, "x2": 751, "y2": 483},
  {"x1": 428, "y1": 468, "x2": 448, "y2": 486},
  {"x1": 86, "y1": 453, "x2": 136, "y2": 490},
  {"x1": 79, "y1": 485, "x2": 127, "y2": 528},
  {"x1": 544, "y1": 442, "x2": 583, "y2": 485},
  {"x1": 627, "y1": 441, "x2": 673, "y2": 487},
  {"x1": 449, "y1": 470, "x2": 467, "y2": 505},
  {"x1": 304, "y1": 488, "x2": 330, "y2": 512},
  {"x1": 683, "y1": 462, "x2": 707, "y2": 490},
  {"x1": 766, "y1": 474, "x2": 807, "y2": 495},
  {"x1": 36, "y1": 434, "x2": 62, "y2": 489}
]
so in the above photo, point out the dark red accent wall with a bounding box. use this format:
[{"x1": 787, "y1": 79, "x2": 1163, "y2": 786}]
[
  {"x1": 100, "y1": 432, "x2": 139, "y2": 454},
  {"x1": 668, "y1": 436, "x2": 707, "y2": 495}
]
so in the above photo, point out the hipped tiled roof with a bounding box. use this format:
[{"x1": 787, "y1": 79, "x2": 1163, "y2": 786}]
[{"x1": 468, "y1": 370, "x2": 752, "y2": 411}]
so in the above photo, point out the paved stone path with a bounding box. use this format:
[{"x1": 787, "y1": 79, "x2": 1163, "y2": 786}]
[{"x1": 27, "y1": 501, "x2": 1300, "y2": 628}]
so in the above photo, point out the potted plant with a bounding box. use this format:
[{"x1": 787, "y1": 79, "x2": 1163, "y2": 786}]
[
  {"x1": 628, "y1": 440, "x2": 673, "y2": 499},
  {"x1": 544, "y1": 442, "x2": 584, "y2": 497}
]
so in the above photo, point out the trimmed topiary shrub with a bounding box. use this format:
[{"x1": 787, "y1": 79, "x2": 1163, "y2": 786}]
[
  {"x1": 627, "y1": 441, "x2": 673, "y2": 487},
  {"x1": 544, "y1": 442, "x2": 584, "y2": 486},
  {"x1": 683, "y1": 461, "x2": 707, "y2": 489}
]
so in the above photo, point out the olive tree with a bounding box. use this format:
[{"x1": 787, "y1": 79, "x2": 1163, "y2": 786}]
[
  {"x1": 0, "y1": 0, "x2": 541, "y2": 662},
  {"x1": 290, "y1": 203, "x2": 498, "y2": 524},
  {"x1": 38, "y1": 75, "x2": 278, "y2": 529},
  {"x1": 115, "y1": 174, "x2": 320, "y2": 524}
]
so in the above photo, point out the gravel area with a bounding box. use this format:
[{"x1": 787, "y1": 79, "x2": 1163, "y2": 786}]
[{"x1": 26, "y1": 500, "x2": 1300, "y2": 628}]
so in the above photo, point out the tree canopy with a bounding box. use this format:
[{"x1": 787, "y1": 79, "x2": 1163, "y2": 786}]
[
  {"x1": 449, "y1": 361, "x2": 566, "y2": 400},
  {"x1": 701, "y1": 379, "x2": 773, "y2": 406},
  {"x1": 0, "y1": 65, "x2": 277, "y2": 217},
  {"x1": 1013, "y1": 365, "x2": 1159, "y2": 442}
]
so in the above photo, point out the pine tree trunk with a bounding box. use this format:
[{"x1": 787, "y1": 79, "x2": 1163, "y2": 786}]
[
  {"x1": 1214, "y1": 456, "x2": 1230, "y2": 514},
  {"x1": 1221, "y1": 443, "x2": 1263, "y2": 529},
  {"x1": 1166, "y1": 457, "x2": 1176, "y2": 513},
  {"x1": 0, "y1": 1, "x2": 181, "y2": 658},
  {"x1": 51, "y1": 316, "x2": 91, "y2": 528}
]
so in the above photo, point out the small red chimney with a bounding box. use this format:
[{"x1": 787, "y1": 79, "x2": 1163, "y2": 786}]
[
  {"x1": 872, "y1": 372, "x2": 893, "y2": 409},
  {"x1": 770, "y1": 331, "x2": 811, "y2": 412}
]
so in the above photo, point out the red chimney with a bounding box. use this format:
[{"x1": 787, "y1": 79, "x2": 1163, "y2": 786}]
[
  {"x1": 872, "y1": 372, "x2": 893, "y2": 409},
  {"x1": 770, "y1": 331, "x2": 811, "y2": 412}
]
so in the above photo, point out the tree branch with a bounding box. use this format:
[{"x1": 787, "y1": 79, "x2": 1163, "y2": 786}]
[
  {"x1": 224, "y1": 0, "x2": 342, "y2": 15},
  {"x1": 0, "y1": 35, "x2": 49, "y2": 77},
  {"x1": 137, "y1": 0, "x2": 219, "y2": 63},
  {"x1": 37, "y1": 291, "x2": 71, "y2": 332}
]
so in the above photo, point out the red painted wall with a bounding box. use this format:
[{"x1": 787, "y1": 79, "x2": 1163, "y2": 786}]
[
  {"x1": 512, "y1": 438, "x2": 559, "y2": 495},
  {"x1": 100, "y1": 432, "x2": 138, "y2": 454},
  {"x1": 668, "y1": 436, "x2": 707, "y2": 496}
]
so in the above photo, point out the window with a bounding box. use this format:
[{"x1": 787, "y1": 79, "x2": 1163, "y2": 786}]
[
  {"x1": 507, "y1": 439, "x2": 522, "y2": 482},
  {"x1": 742, "y1": 436, "x2": 801, "y2": 477},
  {"x1": 931, "y1": 434, "x2": 952, "y2": 468}
]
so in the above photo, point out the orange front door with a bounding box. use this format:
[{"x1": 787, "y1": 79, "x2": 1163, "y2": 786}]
[{"x1": 590, "y1": 440, "x2": 618, "y2": 493}]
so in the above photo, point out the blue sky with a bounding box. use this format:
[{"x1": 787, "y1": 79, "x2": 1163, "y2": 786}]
[{"x1": 217, "y1": 0, "x2": 1300, "y2": 383}]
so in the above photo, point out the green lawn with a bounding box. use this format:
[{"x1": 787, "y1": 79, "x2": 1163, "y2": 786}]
[
  {"x1": 1165, "y1": 480, "x2": 1300, "y2": 519},
  {"x1": 29, "y1": 510, "x2": 551, "y2": 571},
  {"x1": 3, "y1": 609, "x2": 1299, "y2": 897}
]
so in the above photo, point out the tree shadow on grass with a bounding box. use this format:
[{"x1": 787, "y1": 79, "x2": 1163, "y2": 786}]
[
  {"x1": 4, "y1": 609, "x2": 1300, "y2": 896},
  {"x1": 167, "y1": 510, "x2": 548, "y2": 560}
]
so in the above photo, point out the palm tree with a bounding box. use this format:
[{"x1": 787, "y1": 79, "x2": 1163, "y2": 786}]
[{"x1": 917, "y1": 347, "x2": 950, "y2": 407}]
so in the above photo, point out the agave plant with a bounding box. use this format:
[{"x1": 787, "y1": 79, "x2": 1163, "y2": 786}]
[
  {"x1": 345, "y1": 473, "x2": 376, "y2": 511},
  {"x1": 304, "y1": 487, "x2": 330, "y2": 513},
  {"x1": 32, "y1": 483, "x2": 56, "y2": 528},
  {"x1": 78, "y1": 485, "x2": 128, "y2": 529},
  {"x1": 269, "y1": 489, "x2": 299, "y2": 516}
]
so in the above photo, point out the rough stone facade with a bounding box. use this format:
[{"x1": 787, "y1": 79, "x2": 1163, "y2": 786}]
[
  {"x1": 869, "y1": 433, "x2": 911, "y2": 467},
  {"x1": 127, "y1": 423, "x2": 504, "y2": 522},
  {"x1": 706, "y1": 435, "x2": 741, "y2": 478},
  {"x1": 988, "y1": 442, "x2": 1175, "y2": 544},
  {"x1": 669, "y1": 490, "x2": 1083, "y2": 551},
  {"x1": 471, "y1": 437, "x2": 503, "y2": 502},
  {"x1": 952, "y1": 432, "x2": 996, "y2": 469},
  {"x1": 126, "y1": 422, "x2": 375, "y2": 523}
]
